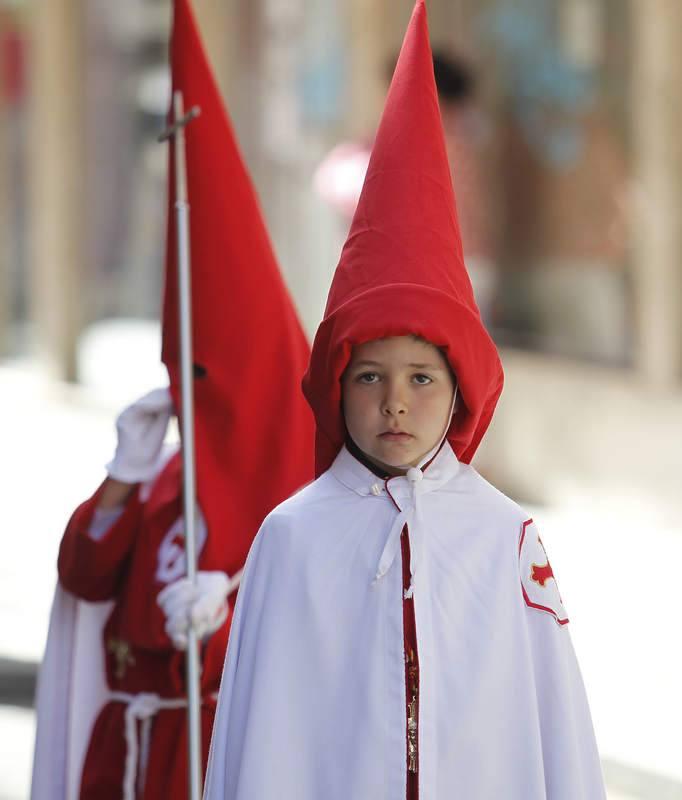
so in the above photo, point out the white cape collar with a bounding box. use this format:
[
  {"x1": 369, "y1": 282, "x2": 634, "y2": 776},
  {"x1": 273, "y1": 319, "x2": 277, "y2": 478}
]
[
  {"x1": 329, "y1": 440, "x2": 460, "y2": 502},
  {"x1": 329, "y1": 442, "x2": 461, "y2": 596}
]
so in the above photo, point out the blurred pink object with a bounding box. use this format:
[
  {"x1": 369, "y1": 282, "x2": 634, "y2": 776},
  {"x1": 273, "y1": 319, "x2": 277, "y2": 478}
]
[{"x1": 313, "y1": 140, "x2": 372, "y2": 217}]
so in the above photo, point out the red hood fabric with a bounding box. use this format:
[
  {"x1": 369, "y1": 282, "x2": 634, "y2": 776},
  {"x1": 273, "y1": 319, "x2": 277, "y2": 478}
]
[
  {"x1": 162, "y1": 0, "x2": 315, "y2": 574},
  {"x1": 303, "y1": 0, "x2": 503, "y2": 477}
]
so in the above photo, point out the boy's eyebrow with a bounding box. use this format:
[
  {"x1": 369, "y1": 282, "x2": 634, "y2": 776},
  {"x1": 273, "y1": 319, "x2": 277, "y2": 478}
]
[{"x1": 349, "y1": 359, "x2": 444, "y2": 370}]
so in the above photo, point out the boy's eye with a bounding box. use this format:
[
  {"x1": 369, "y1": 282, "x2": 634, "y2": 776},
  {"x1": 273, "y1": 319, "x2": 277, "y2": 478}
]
[
  {"x1": 356, "y1": 372, "x2": 380, "y2": 384},
  {"x1": 412, "y1": 374, "x2": 433, "y2": 385}
]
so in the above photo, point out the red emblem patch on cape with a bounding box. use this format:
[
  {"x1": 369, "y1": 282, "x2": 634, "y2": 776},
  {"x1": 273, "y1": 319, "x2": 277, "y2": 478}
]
[
  {"x1": 530, "y1": 561, "x2": 554, "y2": 587},
  {"x1": 519, "y1": 519, "x2": 568, "y2": 626}
]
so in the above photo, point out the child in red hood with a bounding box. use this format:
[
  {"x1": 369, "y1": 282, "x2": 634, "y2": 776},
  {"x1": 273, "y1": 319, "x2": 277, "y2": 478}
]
[
  {"x1": 56, "y1": 388, "x2": 234, "y2": 800},
  {"x1": 204, "y1": 3, "x2": 605, "y2": 799},
  {"x1": 30, "y1": 0, "x2": 315, "y2": 796}
]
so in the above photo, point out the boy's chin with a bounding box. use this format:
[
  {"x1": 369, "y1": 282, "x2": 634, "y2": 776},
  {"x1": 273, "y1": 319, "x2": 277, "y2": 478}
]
[{"x1": 367, "y1": 447, "x2": 425, "y2": 473}]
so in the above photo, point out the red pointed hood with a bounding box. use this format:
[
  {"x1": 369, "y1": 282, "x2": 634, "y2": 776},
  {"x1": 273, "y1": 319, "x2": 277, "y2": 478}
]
[
  {"x1": 162, "y1": 0, "x2": 315, "y2": 574},
  {"x1": 303, "y1": 0, "x2": 503, "y2": 477}
]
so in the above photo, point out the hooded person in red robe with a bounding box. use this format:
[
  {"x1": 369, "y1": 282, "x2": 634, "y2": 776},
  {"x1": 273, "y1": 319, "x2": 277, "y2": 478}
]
[
  {"x1": 204, "y1": 3, "x2": 604, "y2": 798},
  {"x1": 30, "y1": 1, "x2": 314, "y2": 798}
]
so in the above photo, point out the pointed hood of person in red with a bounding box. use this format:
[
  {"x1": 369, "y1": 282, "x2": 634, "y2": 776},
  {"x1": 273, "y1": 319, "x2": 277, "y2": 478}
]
[
  {"x1": 162, "y1": 0, "x2": 315, "y2": 574},
  {"x1": 303, "y1": 0, "x2": 503, "y2": 477}
]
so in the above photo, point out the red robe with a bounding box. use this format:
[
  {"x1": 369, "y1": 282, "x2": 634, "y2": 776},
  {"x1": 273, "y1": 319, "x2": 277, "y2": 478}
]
[{"x1": 58, "y1": 453, "x2": 229, "y2": 799}]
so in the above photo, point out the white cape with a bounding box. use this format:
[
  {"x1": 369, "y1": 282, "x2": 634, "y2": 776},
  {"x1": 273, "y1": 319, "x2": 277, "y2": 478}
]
[
  {"x1": 30, "y1": 453, "x2": 173, "y2": 800},
  {"x1": 31, "y1": 586, "x2": 112, "y2": 800},
  {"x1": 204, "y1": 444, "x2": 605, "y2": 799}
]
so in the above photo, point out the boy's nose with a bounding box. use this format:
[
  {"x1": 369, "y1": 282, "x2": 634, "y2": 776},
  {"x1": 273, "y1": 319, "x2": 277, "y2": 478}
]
[{"x1": 381, "y1": 390, "x2": 407, "y2": 416}]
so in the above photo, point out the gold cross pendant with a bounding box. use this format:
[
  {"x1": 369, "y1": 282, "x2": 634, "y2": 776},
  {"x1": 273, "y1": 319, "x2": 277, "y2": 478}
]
[{"x1": 107, "y1": 637, "x2": 136, "y2": 680}]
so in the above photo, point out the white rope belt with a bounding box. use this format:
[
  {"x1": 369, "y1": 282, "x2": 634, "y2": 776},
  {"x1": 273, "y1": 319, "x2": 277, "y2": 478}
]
[{"x1": 110, "y1": 690, "x2": 217, "y2": 800}]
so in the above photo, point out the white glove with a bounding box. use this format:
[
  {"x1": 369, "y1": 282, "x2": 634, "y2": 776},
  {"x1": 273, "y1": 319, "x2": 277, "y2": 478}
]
[
  {"x1": 157, "y1": 571, "x2": 231, "y2": 650},
  {"x1": 106, "y1": 388, "x2": 174, "y2": 484}
]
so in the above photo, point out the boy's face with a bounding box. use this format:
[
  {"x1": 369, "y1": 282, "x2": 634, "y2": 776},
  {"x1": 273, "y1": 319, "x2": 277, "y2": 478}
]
[{"x1": 342, "y1": 336, "x2": 455, "y2": 475}]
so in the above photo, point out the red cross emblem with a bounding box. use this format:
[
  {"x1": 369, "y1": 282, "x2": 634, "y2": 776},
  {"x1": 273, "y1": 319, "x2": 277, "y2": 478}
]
[
  {"x1": 530, "y1": 561, "x2": 554, "y2": 587},
  {"x1": 519, "y1": 519, "x2": 568, "y2": 625}
]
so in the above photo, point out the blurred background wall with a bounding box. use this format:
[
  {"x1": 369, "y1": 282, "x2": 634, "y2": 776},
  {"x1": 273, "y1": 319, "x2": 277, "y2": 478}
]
[{"x1": 0, "y1": 1, "x2": 680, "y2": 798}]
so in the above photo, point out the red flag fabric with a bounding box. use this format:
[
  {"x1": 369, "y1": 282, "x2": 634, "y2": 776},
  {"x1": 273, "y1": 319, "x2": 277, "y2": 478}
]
[
  {"x1": 163, "y1": 0, "x2": 315, "y2": 575},
  {"x1": 303, "y1": 0, "x2": 503, "y2": 476}
]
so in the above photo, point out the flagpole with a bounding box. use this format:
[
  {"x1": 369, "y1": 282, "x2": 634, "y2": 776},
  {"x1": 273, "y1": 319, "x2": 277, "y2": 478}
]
[{"x1": 160, "y1": 90, "x2": 203, "y2": 800}]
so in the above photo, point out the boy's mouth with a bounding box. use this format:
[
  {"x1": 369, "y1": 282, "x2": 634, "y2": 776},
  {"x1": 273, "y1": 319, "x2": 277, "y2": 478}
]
[{"x1": 378, "y1": 431, "x2": 413, "y2": 441}]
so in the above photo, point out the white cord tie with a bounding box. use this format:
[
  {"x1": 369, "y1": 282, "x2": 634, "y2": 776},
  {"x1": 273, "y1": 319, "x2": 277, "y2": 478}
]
[
  {"x1": 406, "y1": 467, "x2": 423, "y2": 484},
  {"x1": 110, "y1": 690, "x2": 215, "y2": 800},
  {"x1": 371, "y1": 385, "x2": 458, "y2": 599},
  {"x1": 373, "y1": 471, "x2": 426, "y2": 597}
]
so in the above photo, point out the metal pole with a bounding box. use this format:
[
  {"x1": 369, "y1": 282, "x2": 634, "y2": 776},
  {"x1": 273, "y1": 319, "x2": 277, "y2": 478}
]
[{"x1": 162, "y1": 90, "x2": 204, "y2": 800}]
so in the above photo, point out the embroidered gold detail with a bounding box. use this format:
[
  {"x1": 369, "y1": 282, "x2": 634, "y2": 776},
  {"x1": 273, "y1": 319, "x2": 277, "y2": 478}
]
[
  {"x1": 407, "y1": 692, "x2": 418, "y2": 773},
  {"x1": 107, "y1": 637, "x2": 136, "y2": 680},
  {"x1": 406, "y1": 651, "x2": 419, "y2": 774}
]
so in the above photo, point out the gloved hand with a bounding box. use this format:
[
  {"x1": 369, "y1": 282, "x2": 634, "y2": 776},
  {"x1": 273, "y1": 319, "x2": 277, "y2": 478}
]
[
  {"x1": 106, "y1": 388, "x2": 174, "y2": 484},
  {"x1": 157, "y1": 571, "x2": 231, "y2": 650}
]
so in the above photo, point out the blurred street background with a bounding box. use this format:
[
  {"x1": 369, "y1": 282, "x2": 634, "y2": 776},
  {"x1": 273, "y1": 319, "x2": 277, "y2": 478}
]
[{"x1": 1, "y1": 0, "x2": 681, "y2": 797}]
